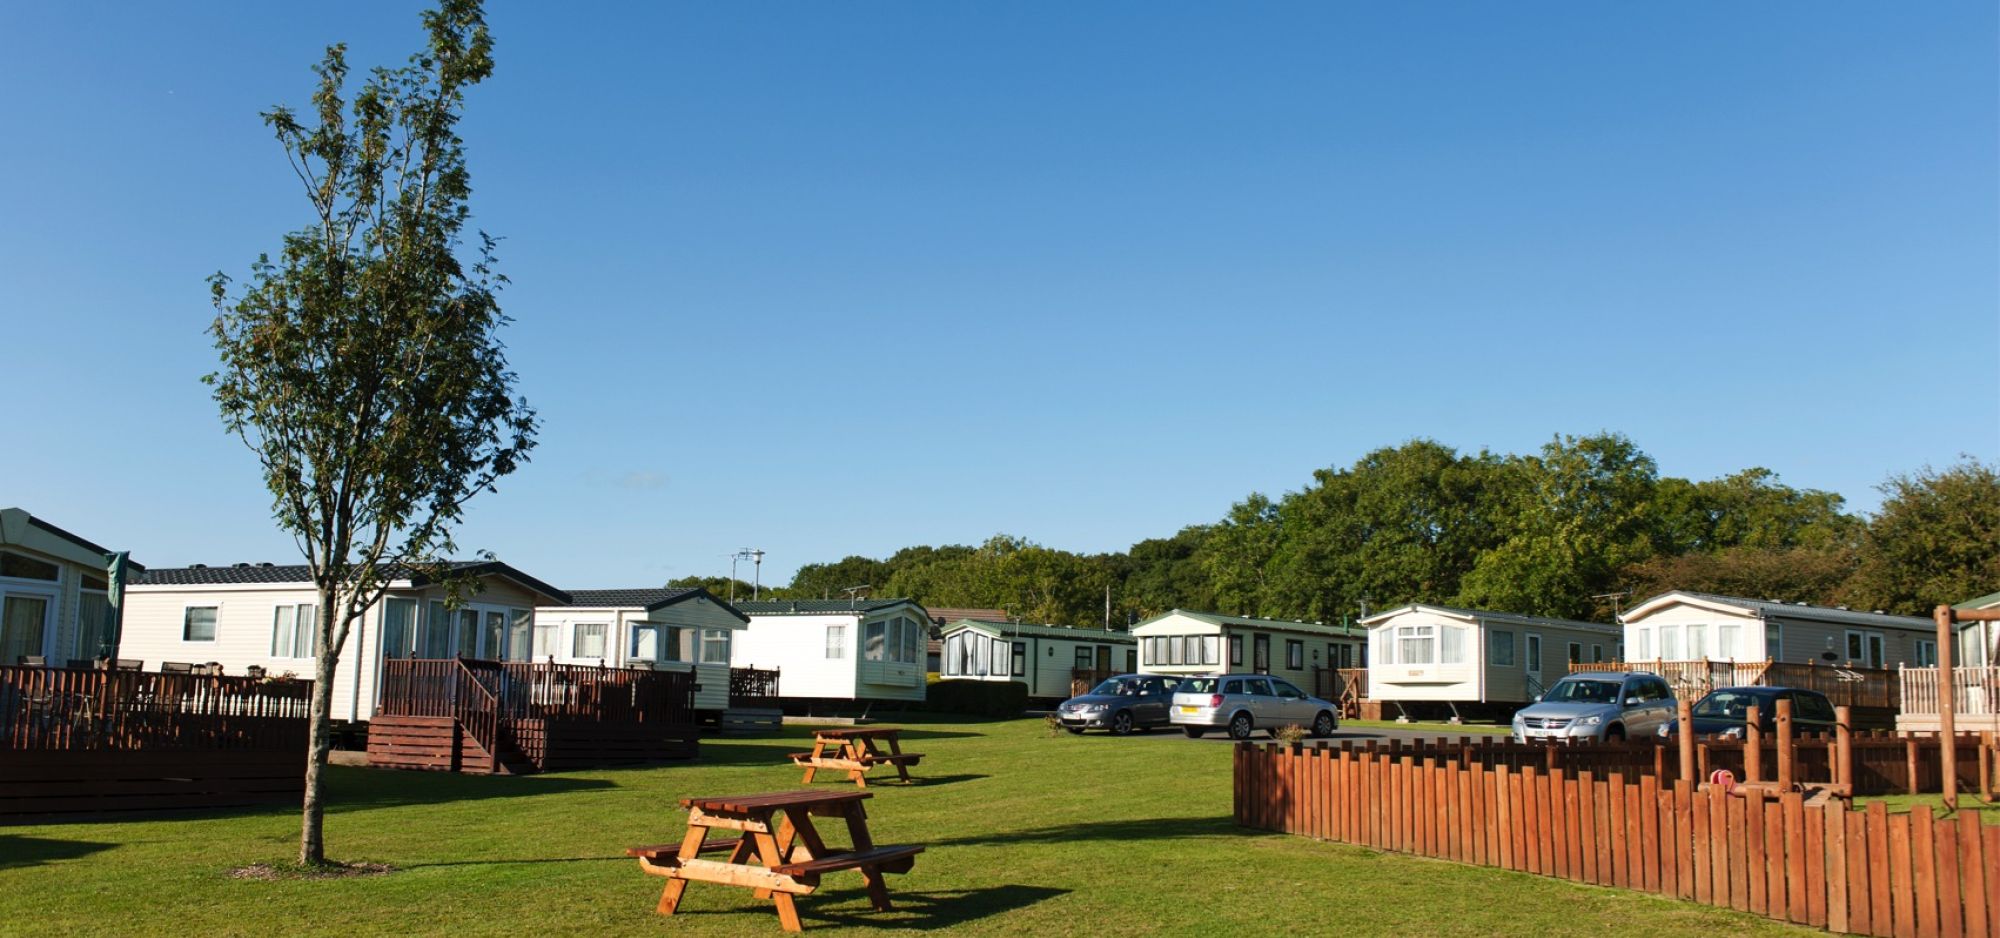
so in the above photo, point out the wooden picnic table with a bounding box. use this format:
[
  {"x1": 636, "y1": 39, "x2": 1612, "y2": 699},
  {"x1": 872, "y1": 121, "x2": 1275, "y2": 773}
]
[
  {"x1": 627, "y1": 788, "x2": 923, "y2": 932},
  {"x1": 790, "y1": 727, "x2": 922, "y2": 788}
]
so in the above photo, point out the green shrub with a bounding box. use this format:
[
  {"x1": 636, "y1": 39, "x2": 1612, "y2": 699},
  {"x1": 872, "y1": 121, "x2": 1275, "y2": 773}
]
[{"x1": 925, "y1": 679, "x2": 1030, "y2": 717}]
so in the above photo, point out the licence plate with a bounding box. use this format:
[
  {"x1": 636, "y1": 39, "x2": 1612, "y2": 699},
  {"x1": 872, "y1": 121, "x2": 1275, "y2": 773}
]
[{"x1": 1179, "y1": 706, "x2": 1198, "y2": 714}]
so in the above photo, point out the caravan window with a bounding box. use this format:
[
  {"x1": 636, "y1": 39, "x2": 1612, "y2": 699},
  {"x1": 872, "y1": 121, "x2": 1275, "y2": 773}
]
[
  {"x1": 826, "y1": 624, "x2": 847, "y2": 660},
  {"x1": 1487, "y1": 630, "x2": 1515, "y2": 667},
  {"x1": 1439, "y1": 627, "x2": 1465, "y2": 665},
  {"x1": 1285, "y1": 640, "x2": 1303, "y2": 670},
  {"x1": 990, "y1": 637, "x2": 1010, "y2": 676},
  {"x1": 1202, "y1": 636, "x2": 1220, "y2": 666},
  {"x1": 1396, "y1": 625, "x2": 1436, "y2": 664},
  {"x1": 572, "y1": 623, "x2": 608, "y2": 658}
]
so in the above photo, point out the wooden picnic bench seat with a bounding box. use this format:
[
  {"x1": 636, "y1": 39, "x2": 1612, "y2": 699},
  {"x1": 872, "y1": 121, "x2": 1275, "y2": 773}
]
[
  {"x1": 774, "y1": 844, "x2": 924, "y2": 877},
  {"x1": 863, "y1": 752, "x2": 921, "y2": 765},
  {"x1": 627, "y1": 838, "x2": 745, "y2": 862}
]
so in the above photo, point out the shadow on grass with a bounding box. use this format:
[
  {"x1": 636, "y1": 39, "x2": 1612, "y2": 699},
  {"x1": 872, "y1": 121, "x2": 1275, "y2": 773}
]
[
  {"x1": 670, "y1": 884, "x2": 1060, "y2": 931},
  {"x1": 930, "y1": 815, "x2": 1238, "y2": 848},
  {"x1": 0, "y1": 834, "x2": 117, "y2": 869},
  {"x1": 399, "y1": 855, "x2": 630, "y2": 870},
  {"x1": 323, "y1": 765, "x2": 618, "y2": 813}
]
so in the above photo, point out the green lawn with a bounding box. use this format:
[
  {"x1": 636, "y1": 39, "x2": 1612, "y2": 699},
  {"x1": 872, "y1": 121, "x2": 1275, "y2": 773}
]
[
  {"x1": 2, "y1": 717, "x2": 1816, "y2": 936},
  {"x1": 1858, "y1": 792, "x2": 2000, "y2": 824}
]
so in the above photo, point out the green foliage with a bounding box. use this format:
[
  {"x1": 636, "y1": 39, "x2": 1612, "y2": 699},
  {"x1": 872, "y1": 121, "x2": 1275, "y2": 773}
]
[
  {"x1": 206, "y1": 0, "x2": 525, "y2": 864},
  {"x1": 1843, "y1": 458, "x2": 2000, "y2": 615},
  {"x1": 757, "y1": 438, "x2": 1990, "y2": 631},
  {"x1": 924, "y1": 678, "x2": 1030, "y2": 717},
  {"x1": 665, "y1": 575, "x2": 761, "y2": 602}
]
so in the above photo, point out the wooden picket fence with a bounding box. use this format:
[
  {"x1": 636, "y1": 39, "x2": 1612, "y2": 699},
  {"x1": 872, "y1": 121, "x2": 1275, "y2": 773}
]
[{"x1": 1236, "y1": 742, "x2": 2000, "y2": 936}]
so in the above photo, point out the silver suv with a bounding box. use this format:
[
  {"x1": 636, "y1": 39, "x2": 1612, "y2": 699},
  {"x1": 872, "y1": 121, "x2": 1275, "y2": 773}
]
[
  {"x1": 1511, "y1": 672, "x2": 1675, "y2": 743},
  {"x1": 1171, "y1": 673, "x2": 1339, "y2": 740}
]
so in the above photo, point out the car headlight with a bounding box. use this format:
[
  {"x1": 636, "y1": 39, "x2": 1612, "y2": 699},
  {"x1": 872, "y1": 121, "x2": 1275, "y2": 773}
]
[
  {"x1": 1577, "y1": 715, "x2": 1602, "y2": 727},
  {"x1": 1077, "y1": 703, "x2": 1106, "y2": 713}
]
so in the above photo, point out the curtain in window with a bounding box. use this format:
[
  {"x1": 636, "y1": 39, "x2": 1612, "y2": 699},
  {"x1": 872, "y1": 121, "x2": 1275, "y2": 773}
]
[
  {"x1": 0, "y1": 595, "x2": 48, "y2": 662},
  {"x1": 1397, "y1": 626, "x2": 1435, "y2": 665},
  {"x1": 864, "y1": 621, "x2": 886, "y2": 661},
  {"x1": 423, "y1": 602, "x2": 451, "y2": 658},
  {"x1": 508, "y1": 610, "x2": 532, "y2": 661},
  {"x1": 75, "y1": 592, "x2": 112, "y2": 659},
  {"x1": 631, "y1": 625, "x2": 659, "y2": 660},
  {"x1": 1439, "y1": 626, "x2": 1465, "y2": 664},
  {"x1": 381, "y1": 599, "x2": 417, "y2": 659}
]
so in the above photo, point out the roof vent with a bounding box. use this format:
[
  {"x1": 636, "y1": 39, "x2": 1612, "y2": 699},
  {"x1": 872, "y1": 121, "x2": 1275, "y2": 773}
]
[
  {"x1": 260, "y1": 562, "x2": 275, "y2": 568},
  {"x1": 190, "y1": 563, "x2": 207, "y2": 569},
  {"x1": 235, "y1": 562, "x2": 251, "y2": 568}
]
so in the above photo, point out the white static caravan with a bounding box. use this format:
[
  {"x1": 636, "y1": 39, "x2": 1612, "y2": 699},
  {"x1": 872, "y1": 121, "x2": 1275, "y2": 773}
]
[
  {"x1": 731, "y1": 599, "x2": 930, "y2": 704},
  {"x1": 937, "y1": 619, "x2": 1138, "y2": 699},
  {"x1": 1131, "y1": 610, "x2": 1365, "y2": 692},
  {"x1": 534, "y1": 588, "x2": 750, "y2": 716},
  {"x1": 0, "y1": 507, "x2": 144, "y2": 667},
  {"x1": 1619, "y1": 591, "x2": 1937, "y2": 670},
  {"x1": 1361, "y1": 604, "x2": 1623, "y2": 715},
  {"x1": 120, "y1": 560, "x2": 570, "y2": 723}
]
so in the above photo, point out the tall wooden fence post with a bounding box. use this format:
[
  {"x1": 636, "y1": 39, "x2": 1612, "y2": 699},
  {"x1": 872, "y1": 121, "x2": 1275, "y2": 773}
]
[
  {"x1": 1745, "y1": 704, "x2": 1762, "y2": 783},
  {"x1": 1774, "y1": 698, "x2": 1793, "y2": 791},
  {"x1": 1834, "y1": 706, "x2": 1852, "y2": 790},
  {"x1": 1934, "y1": 605, "x2": 1958, "y2": 811},
  {"x1": 1678, "y1": 698, "x2": 1696, "y2": 791}
]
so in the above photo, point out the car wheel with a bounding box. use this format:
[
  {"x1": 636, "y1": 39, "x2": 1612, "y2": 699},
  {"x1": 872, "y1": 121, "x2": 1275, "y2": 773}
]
[
  {"x1": 1065, "y1": 726, "x2": 1085, "y2": 735},
  {"x1": 1110, "y1": 711, "x2": 1133, "y2": 736},
  {"x1": 1605, "y1": 724, "x2": 1625, "y2": 742},
  {"x1": 1227, "y1": 712, "x2": 1254, "y2": 740},
  {"x1": 1182, "y1": 726, "x2": 1205, "y2": 739},
  {"x1": 1312, "y1": 711, "x2": 1336, "y2": 738}
]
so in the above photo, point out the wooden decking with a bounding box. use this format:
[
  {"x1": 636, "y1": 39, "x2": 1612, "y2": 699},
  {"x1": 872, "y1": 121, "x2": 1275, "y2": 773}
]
[
  {"x1": 0, "y1": 665, "x2": 311, "y2": 820},
  {"x1": 369, "y1": 659, "x2": 700, "y2": 774}
]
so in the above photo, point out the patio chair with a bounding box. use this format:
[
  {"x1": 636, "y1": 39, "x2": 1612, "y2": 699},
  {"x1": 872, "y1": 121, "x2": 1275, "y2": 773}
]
[
  {"x1": 245, "y1": 665, "x2": 267, "y2": 679},
  {"x1": 16, "y1": 655, "x2": 46, "y2": 667},
  {"x1": 160, "y1": 661, "x2": 195, "y2": 674},
  {"x1": 112, "y1": 658, "x2": 143, "y2": 671}
]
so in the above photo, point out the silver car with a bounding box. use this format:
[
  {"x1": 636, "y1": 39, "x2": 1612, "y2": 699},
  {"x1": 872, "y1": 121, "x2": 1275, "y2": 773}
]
[
  {"x1": 1511, "y1": 671, "x2": 1676, "y2": 743},
  {"x1": 1171, "y1": 673, "x2": 1339, "y2": 740}
]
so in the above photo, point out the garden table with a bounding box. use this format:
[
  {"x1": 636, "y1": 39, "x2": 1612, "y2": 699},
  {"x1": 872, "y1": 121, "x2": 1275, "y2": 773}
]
[
  {"x1": 628, "y1": 788, "x2": 923, "y2": 932},
  {"x1": 789, "y1": 727, "x2": 922, "y2": 788}
]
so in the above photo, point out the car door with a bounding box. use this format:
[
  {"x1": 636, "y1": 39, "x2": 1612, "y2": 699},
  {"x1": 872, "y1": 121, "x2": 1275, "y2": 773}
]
[
  {"x1": 1242, "y1": 677, "x2": 1276, "y2": 721},
  {"x1": 1270, "y1": 678, "x2": 1311, "y2": 723},
  {"x1": 1135, "y1": 678, "x2": 1168, "y2": 725}
]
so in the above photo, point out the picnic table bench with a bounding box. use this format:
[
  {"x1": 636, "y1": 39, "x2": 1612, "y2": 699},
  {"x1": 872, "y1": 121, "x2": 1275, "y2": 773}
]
[
  {"x1": 789, "y1": 727, "x2": 922, "y2": 788},
  {"x1": 628, "y1": 788, "x2": 923, "y2": 932}
]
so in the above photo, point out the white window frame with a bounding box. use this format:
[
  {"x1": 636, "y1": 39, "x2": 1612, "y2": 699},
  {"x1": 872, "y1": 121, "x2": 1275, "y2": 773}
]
[
  {"x1": 0, "y1": 578, "x2": 60, "y2": 662},
  {"x1": 572, "y1": 622, "x2": 609, "y2": 659},
  {"x1": 1914, "y1": 639, "x2": 1937, "y2": 668},
  {"x1": 1396, "y1": 624, "x2": 1437, "y2": 665},
  {"x1": 826, "y1": 624, "x2": 847, "y2": 660},
  {"x1": 270, "y1": 603, "x2": 317, "y2": 658},
  {"x1": 182, "y1": 604, "x2": 219, "y2": 643},
  {"x1": 699, "y1": 628, "x2": 731, "y2": 665},
  {"x1": 1844, "y1": 629, "x2": 1886, "y2": 668}
]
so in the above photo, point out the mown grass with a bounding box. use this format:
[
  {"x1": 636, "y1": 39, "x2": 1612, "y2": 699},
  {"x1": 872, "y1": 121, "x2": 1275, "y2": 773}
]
[
  {"x1": 1857, "y1": 792, "x2": 2000, "y2": 824},
  {"x1": 1, "y1": 716, "x2": 1816, "y2": 936}
]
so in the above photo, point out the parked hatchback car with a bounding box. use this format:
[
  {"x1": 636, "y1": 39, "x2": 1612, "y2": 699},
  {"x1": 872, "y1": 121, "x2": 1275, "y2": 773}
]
[
  {"x1": 1171, "y1": 673, "x2": 1339, "y2": 740},
  {"x1": 1511, "y1": 672, "x2": 1675, "y2": 742},
  {"x1": 1056, "y1": 674, "x2": 1177, "y2": 735},
  {"x1": 1655, "y1": 686, "x2": 1838, "y2": 738}
]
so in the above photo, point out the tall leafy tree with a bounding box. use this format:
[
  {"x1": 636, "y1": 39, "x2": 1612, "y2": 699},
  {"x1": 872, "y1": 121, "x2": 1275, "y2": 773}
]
[
  {"x1": 1198, "y1": 494, "x2": 1282, "y2": 616},
  {"x1": 1845, "y1": 458, "x2": 2000, "y2": 614},
  {"x1": 206, "y1": 0, "x2": 532, "y2": 865},
  {"x1": 1457, "y1": 433, "x2": 1660, "y2": 620}
]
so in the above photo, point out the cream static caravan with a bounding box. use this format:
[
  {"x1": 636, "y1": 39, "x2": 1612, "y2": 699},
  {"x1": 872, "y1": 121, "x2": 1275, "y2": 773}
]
[
  {"x1": 120, "y1": 560, "x2": 569, "y2": 723},
  {"x1": 533, "y1": 588, "x2": 750, "y2": 716},
  {"x1": 1362, "y1": 604, "x2": 1622, "y2": 718},
  {"x1": 937, "y1": 618, "x2": 1137, "y2": 700},
  {"x1": 1131, "y1": 609, "x2": 1365, "y2": 691}
]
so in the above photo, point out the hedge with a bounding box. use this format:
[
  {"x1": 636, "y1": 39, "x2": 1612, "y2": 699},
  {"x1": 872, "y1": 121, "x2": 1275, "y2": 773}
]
[{"x1": 924, "y1": 679, "x2": 1030, "y2": 717}]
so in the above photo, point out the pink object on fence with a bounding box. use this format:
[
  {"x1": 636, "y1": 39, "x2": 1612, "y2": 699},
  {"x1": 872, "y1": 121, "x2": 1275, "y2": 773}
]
[{"x1": 1708, "y1": 768, "x2": 1735, "y2": 792}]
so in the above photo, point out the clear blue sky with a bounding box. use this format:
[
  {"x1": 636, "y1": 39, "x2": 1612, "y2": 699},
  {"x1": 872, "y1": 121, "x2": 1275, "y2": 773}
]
[{"x1": 2, "y1": 2, "x2": 1995, "y2": 589}]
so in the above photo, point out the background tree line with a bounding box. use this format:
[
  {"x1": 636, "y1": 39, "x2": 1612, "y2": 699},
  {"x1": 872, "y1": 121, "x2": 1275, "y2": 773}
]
[{"x1": 672, "y1": 433, "x2": 1999, "y2": 627}]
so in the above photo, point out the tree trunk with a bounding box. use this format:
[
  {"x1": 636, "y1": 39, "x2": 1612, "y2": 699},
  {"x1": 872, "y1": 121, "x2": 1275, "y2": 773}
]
[{"x1": 299, "y1": 586, "x2": 341, "y2": 866}]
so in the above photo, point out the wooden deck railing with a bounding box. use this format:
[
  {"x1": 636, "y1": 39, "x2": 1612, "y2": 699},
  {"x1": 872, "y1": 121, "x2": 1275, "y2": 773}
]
[
  {"x1": 729, "y1": 667, "x2": 780, "y2": 707},
  {"x1": 1575, "y1": 660, "x2": 1899, "y2": 711},
  {"x1": 1900, "y1": 665, "x2": 2000, "y2": 717},
  {"x1": 0, "y1": 664, "x2": 310, "y2": 751},
  {"x1": 379, "y1": 659, "x2": 697, "y2": 727}
]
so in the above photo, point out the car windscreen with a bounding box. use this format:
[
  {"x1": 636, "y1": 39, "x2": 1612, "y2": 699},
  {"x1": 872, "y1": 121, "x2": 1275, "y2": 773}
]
[
  {"x1": 1091, "y1": 678, "x2": 1146, "y2": 696},
  {"x1": 1544, "y1": 679, "x2": 1621, "y2": 704},
  {"x1": 1692, "y1": 690, "x2": 1768, "y2": 720}
]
